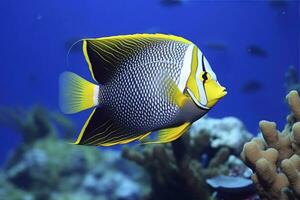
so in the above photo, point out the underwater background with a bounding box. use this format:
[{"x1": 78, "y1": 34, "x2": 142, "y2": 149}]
[{"x1": 0, "y1": 0, "x2": 300, "y2": 200}]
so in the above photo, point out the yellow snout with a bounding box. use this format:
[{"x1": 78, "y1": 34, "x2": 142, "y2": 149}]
[{"x1": 205, "y1": 80, "x2": 227, "y2": 108}]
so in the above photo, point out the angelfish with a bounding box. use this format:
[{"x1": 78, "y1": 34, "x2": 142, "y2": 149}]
[{"x1": 59, "y1": 34, "x2": 227, "y2": 146}]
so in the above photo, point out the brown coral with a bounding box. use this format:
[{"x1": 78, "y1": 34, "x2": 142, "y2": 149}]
[
  {"x1": 282, "y1": 155, "x2": 300, "y2": 197},
  {"x1": 241, "y1": 90, "x2": 300, "y2": 200},
  {"x1": 122, "y1": 130, "x2": 231, "y2": 200}
]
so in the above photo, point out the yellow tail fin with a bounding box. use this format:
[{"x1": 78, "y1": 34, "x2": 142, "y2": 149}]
[{"x1": 59, "y1": 71, "x2": 99, "y2": 114}]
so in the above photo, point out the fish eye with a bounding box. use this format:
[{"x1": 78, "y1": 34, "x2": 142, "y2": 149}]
[{"x1": 200, "y1": 72, "x2": 211, "y2": 81}]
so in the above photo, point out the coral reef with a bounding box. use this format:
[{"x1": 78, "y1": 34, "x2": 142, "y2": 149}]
[
  {"x1": 241, "y1": 90, "x2": 300, "y2": 200},
  {"x1": 0, "y1": 106, "x2": 148, "y2": 200},
  {"x1": 189, "y1": 116, "x2": 252, "y2": 153},
  {"x1": 0, "y1": 106, "x2": 76, "y2": 143},
  {"x1": 122, "y1": 116, "x2": 252, "y2": 200},
  {"x1": 0, "y1": 106, "x2": 54, "y2": 144},
  {"x1": 0, "y1": 106, "x2": 255, "y2": 200}
]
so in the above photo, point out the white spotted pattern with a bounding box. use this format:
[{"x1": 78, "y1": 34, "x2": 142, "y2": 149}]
[{"x1": 99, "y1": 40, "x2": 188, "y2": 136}]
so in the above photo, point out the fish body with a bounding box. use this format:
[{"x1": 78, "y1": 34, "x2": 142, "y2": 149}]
[
  {"x1": 101, "y1": 40, "x2": 187, "y2": 131},
  {"x1": 60, "y1": 34, "x2": 226, "y2": 146}
]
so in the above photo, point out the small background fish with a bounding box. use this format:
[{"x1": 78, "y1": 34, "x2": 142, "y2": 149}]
[
  {"x1": 241, "y1": 80, "x2": 263, "y2": 93},
  {"x1": 247, "y1": 45, "x2": 268, "y2": 58}
]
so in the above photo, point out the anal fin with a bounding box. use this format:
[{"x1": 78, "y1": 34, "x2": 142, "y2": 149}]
[
  {"x1": 142, "y1": 122, "x2": 191, "y2": 144},
  {"x1": 101, "y1": 132, "x2": 151, "y2": 146},
  {"x1": 74, "y1": 107, "x2": 150, "y2": 146}
]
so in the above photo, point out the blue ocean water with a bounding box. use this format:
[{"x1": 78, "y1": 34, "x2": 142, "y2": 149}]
[{"x1": 0, "y1": 0, "x2": 299, "y2": 163}]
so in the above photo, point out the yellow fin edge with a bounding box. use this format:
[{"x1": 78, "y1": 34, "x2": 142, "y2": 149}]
[
  {"x1": 82, "y1": 40, "x2": 97, "y2": 82},
  {"x1": 73, "y1": 108, "x2": 97, "y2": 145},
  {"x1": 142, "y1": 122, "x2": 190, "y2": 144}
]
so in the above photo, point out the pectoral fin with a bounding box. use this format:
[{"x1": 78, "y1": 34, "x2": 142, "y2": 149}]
[
  {"x1": 142, "y1": 122, "x2": 191, "y2": 144},
  {"x1": 167, "y1": 79, "x2": 189, "y2": 108}
]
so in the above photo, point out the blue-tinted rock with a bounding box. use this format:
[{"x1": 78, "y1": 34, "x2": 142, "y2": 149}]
[{"x1": 207, "y1": 175, "x2": 255, "y2": 200}]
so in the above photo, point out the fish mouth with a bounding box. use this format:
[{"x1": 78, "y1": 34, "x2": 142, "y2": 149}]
[{"x1": 220, "y1": 88, "x2": 227, "y2": 97}]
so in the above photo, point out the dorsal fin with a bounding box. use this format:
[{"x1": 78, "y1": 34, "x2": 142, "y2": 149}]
[{"x1": 82, "y1": 34, "x2": 192, "y2": 84}]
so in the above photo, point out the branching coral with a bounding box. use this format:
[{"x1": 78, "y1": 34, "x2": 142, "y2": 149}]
[
  {"x1": 241, "y1": 90, "x2": 300, "y2": 200},
  {"x1": 122, "y1": 130, "x2": 232, "y2": 200}
]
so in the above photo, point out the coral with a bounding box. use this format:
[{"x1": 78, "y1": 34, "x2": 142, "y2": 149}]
[
  {"x1": 0, "y1": 106, "x2": 148, "y2": 200},
  {"x1": 0, "y1": 105, "x2": 254, "y2": 200},
  {"x1": 0, "y1": 106, "x2": 54, "y2": 144},
  {"x1": 0, "y1": 106, "x2": 76, "y2": 144},
  {"x1": 189, "y1": 116, "x2": 252, "y2": 153},
  {"x1": 122, "y1": 117, "x2": 252, "y2": 200},
  {"x1": 241, "y1": 90, "x2": 300, "y2": 200},
  {"x1": 50, "y1": 111, "x2": 76, "y2": 139},
  {"x1": 123, "y1": 139, "x2": 208, "y2": 200}
]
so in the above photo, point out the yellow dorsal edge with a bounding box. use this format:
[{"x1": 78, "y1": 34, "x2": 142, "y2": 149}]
[
  {"x1": 83, "y1": 33, "x2": 192, "y2": 45},
  {"x1": 82, "y1": 40, "x2": 97, "y2": 83}
]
